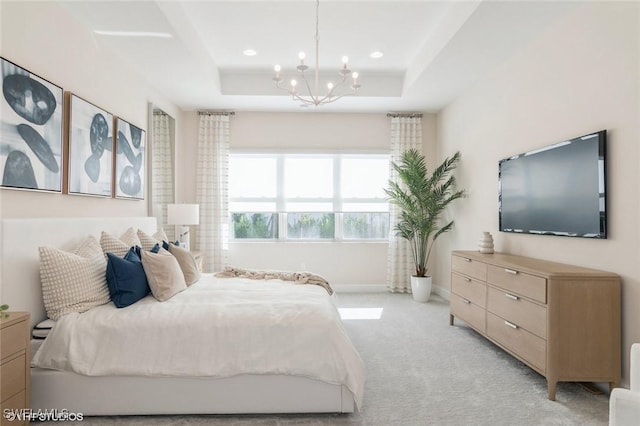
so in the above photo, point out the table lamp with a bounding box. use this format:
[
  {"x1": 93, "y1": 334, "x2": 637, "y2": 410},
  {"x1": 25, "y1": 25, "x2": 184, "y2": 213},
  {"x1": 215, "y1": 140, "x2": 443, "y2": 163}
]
[{"x1": 167, "y1": 204, "x2": 199, "y2": 251}]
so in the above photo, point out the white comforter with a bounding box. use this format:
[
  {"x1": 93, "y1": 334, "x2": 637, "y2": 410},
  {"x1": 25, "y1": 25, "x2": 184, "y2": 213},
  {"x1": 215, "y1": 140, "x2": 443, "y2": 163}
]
[{"x1": 33, "y1": 274, "x2": 365, "y2": 407}]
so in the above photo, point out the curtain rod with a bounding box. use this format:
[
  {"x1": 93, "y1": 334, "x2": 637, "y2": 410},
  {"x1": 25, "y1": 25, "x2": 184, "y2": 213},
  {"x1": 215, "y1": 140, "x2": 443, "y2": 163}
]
[
  {"x1": 198, "y1": 111, "x2": 235, "y2": 116},
  {"x1": 153, "y1": 110, "x2": 168, "y2": 116},
  {"x1": 387, "y1": 112, "x2": 423, "y2": 118}
]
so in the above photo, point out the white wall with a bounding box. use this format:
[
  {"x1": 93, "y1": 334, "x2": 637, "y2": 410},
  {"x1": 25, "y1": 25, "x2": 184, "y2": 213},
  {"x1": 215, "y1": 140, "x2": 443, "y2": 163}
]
[
  {"x1": 0, "y1": 1, "x2": 179, "y2": 218},
  {"x1": 436, "y1": 1, "x2": 639, "y2": 385},
  {"x1": 177, "y1": 111, "x2": 437, "y2": 286}
]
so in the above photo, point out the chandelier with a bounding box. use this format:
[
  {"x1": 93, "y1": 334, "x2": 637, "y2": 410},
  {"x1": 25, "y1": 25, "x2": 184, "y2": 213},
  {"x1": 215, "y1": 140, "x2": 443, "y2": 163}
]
[{"x1": 272, "y1": 0, "x2": 360, "y2": 107}]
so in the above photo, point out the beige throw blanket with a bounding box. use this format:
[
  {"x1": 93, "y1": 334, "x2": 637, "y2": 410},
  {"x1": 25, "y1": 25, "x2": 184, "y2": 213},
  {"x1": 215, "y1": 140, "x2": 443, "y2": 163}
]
[{"x1": 215, "y1": 267, "x2": 334, "y2": 295}]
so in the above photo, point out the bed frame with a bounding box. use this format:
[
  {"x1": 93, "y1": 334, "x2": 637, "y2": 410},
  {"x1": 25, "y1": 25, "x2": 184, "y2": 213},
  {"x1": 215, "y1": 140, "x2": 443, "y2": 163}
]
[{"x1": 0, "y1": 217, "x2": 355, "y2": 415}]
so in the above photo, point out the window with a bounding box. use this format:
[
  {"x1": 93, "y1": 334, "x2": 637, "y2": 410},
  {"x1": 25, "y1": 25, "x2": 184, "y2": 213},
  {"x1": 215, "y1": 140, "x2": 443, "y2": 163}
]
[{"x1": 229, "y1": 153, "x2": 389, "y2": 240}]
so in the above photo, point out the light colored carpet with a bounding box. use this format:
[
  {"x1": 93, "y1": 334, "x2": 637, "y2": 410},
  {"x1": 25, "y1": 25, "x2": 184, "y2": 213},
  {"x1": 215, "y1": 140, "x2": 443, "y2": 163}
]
[{"x1": 41, "y1": 293, "x2": 609, "y2": 425}]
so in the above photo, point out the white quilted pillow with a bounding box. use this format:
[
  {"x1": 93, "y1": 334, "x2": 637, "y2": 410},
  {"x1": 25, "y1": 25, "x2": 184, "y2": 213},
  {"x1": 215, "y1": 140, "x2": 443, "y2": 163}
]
[
  {"x1": 100, "y1": 227, "x2": 141, "y2": 257},
  {"x1": 137, "y1": 228, "x2": 168, "y2": 251},
  {"x1": 39, "y1": 236, "x2": 110, "y2": 320}
]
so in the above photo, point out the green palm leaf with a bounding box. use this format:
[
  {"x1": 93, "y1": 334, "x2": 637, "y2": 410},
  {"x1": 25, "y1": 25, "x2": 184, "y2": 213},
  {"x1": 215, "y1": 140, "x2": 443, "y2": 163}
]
[{"x1": 386, "y1": 149, "x2": 465, "y2": 277}]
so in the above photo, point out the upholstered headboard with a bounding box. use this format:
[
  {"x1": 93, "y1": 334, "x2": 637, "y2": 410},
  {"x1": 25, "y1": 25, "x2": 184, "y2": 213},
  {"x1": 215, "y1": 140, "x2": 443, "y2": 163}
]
[{"x1": 0, "y1": 217, "x2": 157, "y2": 328}]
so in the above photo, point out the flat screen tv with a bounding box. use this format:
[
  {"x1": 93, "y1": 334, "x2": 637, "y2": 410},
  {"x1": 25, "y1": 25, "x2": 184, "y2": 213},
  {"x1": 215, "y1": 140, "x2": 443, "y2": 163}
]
[{"x1": 498, "y1": 130, "x2": 607, "y2": 238}]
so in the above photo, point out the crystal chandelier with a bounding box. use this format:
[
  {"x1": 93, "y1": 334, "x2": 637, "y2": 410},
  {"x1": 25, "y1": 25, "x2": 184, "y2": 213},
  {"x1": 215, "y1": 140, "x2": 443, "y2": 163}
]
[{"x1": 272, "y1": 0, "x2": 360, "y2": 107}]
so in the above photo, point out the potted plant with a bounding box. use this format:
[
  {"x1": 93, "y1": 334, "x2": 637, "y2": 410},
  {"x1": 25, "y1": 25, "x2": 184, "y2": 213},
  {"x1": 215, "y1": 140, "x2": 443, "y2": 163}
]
[{"x1": 385, "y1": 148, "x2": 464, "y2": 302}]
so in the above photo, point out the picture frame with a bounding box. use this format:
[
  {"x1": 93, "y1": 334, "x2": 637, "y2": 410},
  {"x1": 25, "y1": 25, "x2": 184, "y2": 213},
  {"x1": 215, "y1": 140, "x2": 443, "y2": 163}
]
[
  {"x1": 0, "y1": 57, "x2": 64, "y2": 192},
  {"x1": 114, "y1": 117, "x2": 145, "y2": 200},
  {"x1": 67, "y1": 93, "x2": 113, "y2": 197}
]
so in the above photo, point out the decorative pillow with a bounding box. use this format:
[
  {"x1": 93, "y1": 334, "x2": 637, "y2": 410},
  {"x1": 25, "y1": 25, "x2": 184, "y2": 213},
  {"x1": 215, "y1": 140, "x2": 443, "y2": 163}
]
[
  {"x1": 137, "y1": 228, "x2": 169, "y2": 251},
  {"x1": 100, "y1": 227, "x2": 141, "y2": 258},
  {"x1": 141, "y1": 248, "x2": 187, "y2": 302},
  {"x1": 106, "y1": 248, "x2": 151, "y2": 308},
  {"x1": 39, "y1": 237, "x2": 110, "y2": 320},
  {"x1": 32, "y1": 319, "x2": 56, "y2": 340},
  {"x1": 133, "y1": 243, "x2": 160, "y2": 258},
  {"x1": 168, "y1": 243, "x2": 201, "y2": 286},
  {"x1": 74, "y1": 235, "x2": 103, "y2": 258}
]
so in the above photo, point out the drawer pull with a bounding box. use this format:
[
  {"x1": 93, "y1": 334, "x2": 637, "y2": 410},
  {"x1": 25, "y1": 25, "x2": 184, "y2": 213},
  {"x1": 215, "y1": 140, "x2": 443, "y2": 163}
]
[
  {"x1": 464, "y1": 276, "x2": 472, "y2": 282},
  {"x1": 464, "y1": 258, "x2": 472, "y2": 262},
  {"x1": 504, "y1": 268, "x2": 519, "y2": 275},
  {"x1": 504, "y1": 320, "x2": 518, "y2": 329},
  {"x1": 463, "y1": 299, "x2": 471, "y2": 305},
  {"x1": 505, "y1": 293, "x2": 520, "y2": 301}
]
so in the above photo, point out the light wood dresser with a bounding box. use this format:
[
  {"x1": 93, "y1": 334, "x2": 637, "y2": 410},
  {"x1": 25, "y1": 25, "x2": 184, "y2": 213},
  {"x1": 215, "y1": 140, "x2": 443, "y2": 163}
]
[
  {"x1": 450, "y1": 250, "x2": 620, "y2": 400},
  {"x1": 1, "y1": 312, "x2": 30, "y2": 425}
]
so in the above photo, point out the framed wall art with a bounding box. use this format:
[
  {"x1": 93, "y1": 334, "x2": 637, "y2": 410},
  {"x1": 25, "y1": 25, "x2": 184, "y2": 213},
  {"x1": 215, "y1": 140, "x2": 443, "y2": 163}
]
[
  {"x1": 115, "y1": 117, "x2": 145, "y2": 200},
  {"x1": 1, "y1": 57, "x2": 63, "y2": 192},
  {"x1": 68, "y1": 94, "x2": 113, "y2": 197}
]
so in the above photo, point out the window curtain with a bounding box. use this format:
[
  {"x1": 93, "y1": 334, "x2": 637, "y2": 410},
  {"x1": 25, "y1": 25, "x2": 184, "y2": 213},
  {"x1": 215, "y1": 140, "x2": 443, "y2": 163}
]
[
  {"x1": 196, "y1": 113, "x2": 230, "y2": 272},
  {"x1": 387, "y1": 114, "x2": 422, "y2": 293},
  {"x1": 151, "y1": 111, "x2": 175, "y2": 241}
]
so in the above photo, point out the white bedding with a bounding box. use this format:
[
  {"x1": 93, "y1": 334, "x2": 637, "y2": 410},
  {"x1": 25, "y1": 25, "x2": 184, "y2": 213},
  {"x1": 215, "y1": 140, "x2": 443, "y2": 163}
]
[{"x1": 32, "y1": 274, "x2": 365, "y2": 407}]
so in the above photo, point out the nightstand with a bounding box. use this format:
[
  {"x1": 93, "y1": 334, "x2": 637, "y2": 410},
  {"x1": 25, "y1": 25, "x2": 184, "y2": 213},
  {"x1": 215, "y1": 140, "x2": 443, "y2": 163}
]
[{"x1": 1, "y1": 312, "x2": 30, "y2": 426}]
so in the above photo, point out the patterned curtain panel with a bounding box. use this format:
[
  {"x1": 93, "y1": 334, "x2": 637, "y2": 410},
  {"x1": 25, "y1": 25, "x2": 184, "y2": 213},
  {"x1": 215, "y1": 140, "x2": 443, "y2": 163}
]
[
  {"x1": 387, "y1": 114, "x2": 422, "y2": 293},
  {"x1": 151, "y1": 111, "x2": 175, "y2": 241},
  {"x1": 196, "y1": 113, "x2": 230, "y2": 273}
]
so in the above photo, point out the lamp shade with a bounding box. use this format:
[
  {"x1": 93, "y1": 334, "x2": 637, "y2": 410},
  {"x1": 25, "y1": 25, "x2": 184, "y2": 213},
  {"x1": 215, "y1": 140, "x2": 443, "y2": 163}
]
[{"x1": 167, "y1": 204, "x2": 199, "y2": 225}]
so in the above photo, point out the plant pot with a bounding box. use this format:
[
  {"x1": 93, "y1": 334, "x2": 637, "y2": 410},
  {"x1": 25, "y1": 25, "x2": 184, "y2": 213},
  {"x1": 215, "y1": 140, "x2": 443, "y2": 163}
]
[{"x1": 410, "y1": 275, "x2": 432, "y2": 303}]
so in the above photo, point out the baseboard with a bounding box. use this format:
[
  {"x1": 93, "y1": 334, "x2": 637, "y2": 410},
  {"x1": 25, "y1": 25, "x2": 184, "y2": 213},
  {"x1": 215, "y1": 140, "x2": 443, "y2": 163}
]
[
  {"x1": 334, "y1": 283, "x2": 452, "y2": 298},
  {"x1": 432, "y1": 285, "x2": 450, "y2": 301},
  {"x1": 333, "y1": 284, "x2": 388, "y2": 293}
]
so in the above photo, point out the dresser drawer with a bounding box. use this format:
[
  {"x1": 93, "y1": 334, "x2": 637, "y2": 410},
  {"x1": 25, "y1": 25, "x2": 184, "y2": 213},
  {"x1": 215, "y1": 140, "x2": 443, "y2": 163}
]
[
  {"x1": 451, "y1": 272, "x2": 486, "y2": 308},
  {"x1": 0, "y1": 319, "x2": 27, "y2": 360},
  {"x1": 487, "y1": 286, "x2": 547, "y2": 339},
  {"x1": 1, "y1": 354, "x2": 25, "y2": 402},
  {"x1": 452, "y1": 255, "x2": 487, "y2": 281},
  {"x1": 487, "y1": 312, "x2": 546, "y2": 372},
  {"x1": 450, "y1": 294, "x2": 486, "y2": 333},
  {"x1": 487, "y1": 265, "x2": 546, "y2": 303},
  {"x1": 0, "y1": 389, "x2": 26, "y2": 426}
]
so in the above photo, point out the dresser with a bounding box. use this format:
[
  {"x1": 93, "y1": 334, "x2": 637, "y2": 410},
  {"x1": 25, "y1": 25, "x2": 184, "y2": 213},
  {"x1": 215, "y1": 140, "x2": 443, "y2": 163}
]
[
  {"x1": 450, "y1": 251, "x2": 620, "y2": 400},
  {"x1": 1, "y1": 312, "x2": 30, "y2": 425}
]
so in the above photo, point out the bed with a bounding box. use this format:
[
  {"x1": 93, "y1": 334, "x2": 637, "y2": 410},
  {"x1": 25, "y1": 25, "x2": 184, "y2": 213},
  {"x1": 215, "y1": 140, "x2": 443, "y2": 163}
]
[{"x1": 0, "y1": 217, "x2": 364, "y2": 415}]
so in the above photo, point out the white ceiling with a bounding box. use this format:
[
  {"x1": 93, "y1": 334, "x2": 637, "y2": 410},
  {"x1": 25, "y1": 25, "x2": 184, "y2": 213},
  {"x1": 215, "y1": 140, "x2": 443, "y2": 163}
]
[{"x1": 59, "y1": 0, "x2": 579, "y2": 113}]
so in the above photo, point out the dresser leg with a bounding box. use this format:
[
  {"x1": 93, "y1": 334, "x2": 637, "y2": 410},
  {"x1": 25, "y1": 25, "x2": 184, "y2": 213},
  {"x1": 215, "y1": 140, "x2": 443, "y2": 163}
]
[
  {"x1": 547, "y1": 380, "x2": 557, "y2": 401},
  {"x1": 449, "y1": 314, "x2": 454, "y2": 326}
]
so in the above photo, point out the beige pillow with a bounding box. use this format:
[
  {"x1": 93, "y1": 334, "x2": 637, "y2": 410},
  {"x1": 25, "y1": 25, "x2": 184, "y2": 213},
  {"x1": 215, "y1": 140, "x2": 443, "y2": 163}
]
[
  {"x1": 137, "y1": 228, "x2": 169, "y2": 251},
  {"x1": 100, "y1": 227, "x2": 141, "y2": 257},
  {"x1": 39, "y1": 236, "x2": 110, "y2": 320},
  {"x1": 75, "y1": 235, "x2": 103, "y2": 258},
  {"x1": 168, "y1": 244, "x2": 201, "y2": 285},
  {"x1": 141, "y1": 248, "x2": 187, "y2": 302}
]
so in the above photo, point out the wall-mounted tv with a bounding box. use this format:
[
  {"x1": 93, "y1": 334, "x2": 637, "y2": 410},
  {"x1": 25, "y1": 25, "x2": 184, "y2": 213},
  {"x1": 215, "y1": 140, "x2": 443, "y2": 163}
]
[{"x1": 498, "y1": 130, "x2": 607, "y2": 239}]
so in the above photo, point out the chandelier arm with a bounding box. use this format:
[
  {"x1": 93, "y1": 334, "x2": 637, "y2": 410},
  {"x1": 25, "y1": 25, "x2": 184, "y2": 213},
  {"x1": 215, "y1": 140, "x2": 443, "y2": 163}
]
[
  {"x1": 293, "y1": 94, "x2": 317, "y2": 106},
  {"x1": 300, "y1": 71, "x2": 318, "y2": 103},
  {"x1": 319, "y1": 87, "x2": 357, "y2": 105}
]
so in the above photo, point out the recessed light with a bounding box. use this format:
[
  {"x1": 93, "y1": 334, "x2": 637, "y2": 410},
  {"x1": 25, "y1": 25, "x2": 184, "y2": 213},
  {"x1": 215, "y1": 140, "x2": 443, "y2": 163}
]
[
  {"x1": 243, "y1": 49, "x2": 257, "y2": 57},
  {"x1": 369, "y1": 51, "x2": 384, "y2": 59},
  {"x1": 94, "y1": 30, "x2": 172, "y2": 38}
]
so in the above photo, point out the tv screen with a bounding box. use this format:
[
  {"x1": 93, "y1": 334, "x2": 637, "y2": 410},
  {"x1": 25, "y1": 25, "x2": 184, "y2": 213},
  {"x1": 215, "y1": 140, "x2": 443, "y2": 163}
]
[{"x1": 498, "y1": 130, "x2": 607, "y2": 238}]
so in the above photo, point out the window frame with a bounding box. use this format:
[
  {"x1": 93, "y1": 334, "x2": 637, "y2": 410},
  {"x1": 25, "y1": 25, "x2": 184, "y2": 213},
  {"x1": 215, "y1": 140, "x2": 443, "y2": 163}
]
[{"x1": 229, "y1": 151, "x2": 389, "y2": 242}]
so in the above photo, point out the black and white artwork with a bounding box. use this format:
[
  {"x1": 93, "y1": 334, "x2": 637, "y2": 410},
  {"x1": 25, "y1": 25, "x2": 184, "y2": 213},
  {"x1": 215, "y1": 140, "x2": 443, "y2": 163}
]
[
  {"x1": 68, "y1": 94, "x2": 113, "y2": 197},
  {"x1": 115, "y1": 117, "x2": 145, "y2": 199},
  {"x1": 1, "y1": 58, "x2": 63, "y2": 192}
]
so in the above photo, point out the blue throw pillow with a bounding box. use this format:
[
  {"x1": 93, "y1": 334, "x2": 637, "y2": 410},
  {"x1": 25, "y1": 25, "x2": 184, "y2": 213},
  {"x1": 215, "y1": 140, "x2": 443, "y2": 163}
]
[
  {"x1": 106, "y1": 247, "x2": 151, "y2": 308},
  {"x1": 133, "y1": 243, "x2": 160, "y2": 259}
]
